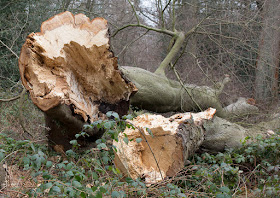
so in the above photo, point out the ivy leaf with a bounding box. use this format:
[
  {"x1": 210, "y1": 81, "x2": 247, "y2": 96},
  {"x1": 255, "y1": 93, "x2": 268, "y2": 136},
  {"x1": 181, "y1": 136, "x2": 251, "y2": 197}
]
[
  {"x1": 30, "y1": 143, "x2": 36, "y2": 152},
  {"x1": 146, "y1": 128, "x2": 153, "y2": 137},
  {"x1": 80, "y1": 192, "x2": 86, "y2": 198},
  {"x1": 51, "y1": 186, "x2": 61, "y2": 193},
  {"x1": 178, "y1": 193, "x2": 187, "y2": 198},
  {"x1": 97, "y1": 143, "x2": 107, "y2": 150},
  {"x1": 44, "y1": 182, "x2": 53, "y2": 190},
  {"x1": 92, "y1": 171, "x2": 98, "y2": 180},
  {"x1": 136, "y1": 138, "x2": 142, "y2": 143},
  {"x1": 66, "y1": 163, "x2": 73, "y2": 170},
  {"x1": 22, "y1": 157, "x2": 30, "y2": 165},
  {"x1": 70, "y1": 140, "x2": 78, "y2": 145},
  {"x1": 112, "y1": 191, "x2": 120, "y2": 198},
  {"x1": 106, "y1": 111, "x2": 120, "y2": 121},
  {"x1": 100, "y1": 187, "x2": 107, "y2": 193},
  {"x1": 103, "y1": 121, "x2": 115, "y2": 129},
  {"x1": 91, "y1": 186, "x2": 97, "y2": 192},
  {"x1": 123, "y1": 137, "x2": 129, "y2": 144},
  {"x1": 219, "y1": 186, "x2": 230, "y2": 193},
  {"x1": 66, "y1": 171, "x2": 74, "y2": 177},
  {"x1": 72, "y1": 181, "x2": 82, "y2": 188},
  {"x1": 122, "y1": 114, "x2": 133, "y2": 120},
  {"x1": 83, "y1": 124, "x2": 93, "y2": 130},
  {"x1": 46, "y1": 161, "x2": 52, "y2": 168}
]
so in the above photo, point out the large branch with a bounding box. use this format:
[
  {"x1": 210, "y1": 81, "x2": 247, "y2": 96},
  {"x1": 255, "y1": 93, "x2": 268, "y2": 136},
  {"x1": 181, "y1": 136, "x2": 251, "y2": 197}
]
[{"x1": 121, "y1": 66, "x2": 232, "y2": 117}]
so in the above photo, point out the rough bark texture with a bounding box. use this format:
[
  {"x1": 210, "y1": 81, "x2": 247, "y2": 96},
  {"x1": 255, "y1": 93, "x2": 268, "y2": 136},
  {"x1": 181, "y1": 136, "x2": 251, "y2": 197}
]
[
  {"x1": 113, "y1": 108, "x2": 216, "y2": 184},
  {"x1": 18, "y1": 11, "x2": 136, "y2": 149},
  {"x1": 202, "y1": 114, "x2": 280, "y2": 152},
  {"x1": 223, "y1": 97, "x2": 259, "y2": 118},
  {"x1": 255, "y1": 0, "x2": 280, "y2": 101}
]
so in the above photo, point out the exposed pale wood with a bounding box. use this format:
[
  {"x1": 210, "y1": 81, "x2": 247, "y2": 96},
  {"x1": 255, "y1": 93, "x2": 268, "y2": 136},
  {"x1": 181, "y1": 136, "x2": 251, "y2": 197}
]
[
  {"x1": 18, "y1": 11, "x2": 136, "y2": 149},
  {"x1": 113, "y1": 108, "x2": 216, "y2": 184}
]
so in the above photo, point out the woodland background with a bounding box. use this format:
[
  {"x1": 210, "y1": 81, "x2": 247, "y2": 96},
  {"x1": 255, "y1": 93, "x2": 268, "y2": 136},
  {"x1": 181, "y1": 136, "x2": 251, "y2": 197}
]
[
  {"x1": 1, "y1": 0, "x2": 279, "y2": 104},
  {"x1": 1, "y1": 0, "x2": 280, "y2": 197}
]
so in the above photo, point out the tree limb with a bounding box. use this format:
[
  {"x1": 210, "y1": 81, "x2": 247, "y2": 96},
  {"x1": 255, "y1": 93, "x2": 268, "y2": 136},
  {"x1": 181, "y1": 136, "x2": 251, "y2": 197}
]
[
  {"x1": 0, "y1": 40, "x2": 19, "y2": 59},
  {"x1": 0, "y1": 94, "x2": 21, "y2": 102},
  {"x1": 155, "y1": 31, "x2": 185, "y2": 76}
]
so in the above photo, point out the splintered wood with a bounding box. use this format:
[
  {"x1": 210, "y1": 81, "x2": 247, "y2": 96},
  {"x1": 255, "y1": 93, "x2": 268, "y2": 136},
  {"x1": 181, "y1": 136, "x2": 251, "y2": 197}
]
[
  {"x1": 114, "y1": 108, "x2": 216, "y2": 184},
  {"x1": 18, "y1": 11, "x2": 136, "y2": 122}
]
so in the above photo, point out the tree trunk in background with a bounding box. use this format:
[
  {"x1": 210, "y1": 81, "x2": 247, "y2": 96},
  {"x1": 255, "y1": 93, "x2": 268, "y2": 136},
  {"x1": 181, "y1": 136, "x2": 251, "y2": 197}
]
[{"x1": 255, "y1": 0, "x2": 280, "y2": 101}]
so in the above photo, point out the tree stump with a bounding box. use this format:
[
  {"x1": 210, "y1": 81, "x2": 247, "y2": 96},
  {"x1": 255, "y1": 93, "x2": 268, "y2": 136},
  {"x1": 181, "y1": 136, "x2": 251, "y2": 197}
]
[{"x1": 18, "y1": 11, "x2": 137, "y2": 149}]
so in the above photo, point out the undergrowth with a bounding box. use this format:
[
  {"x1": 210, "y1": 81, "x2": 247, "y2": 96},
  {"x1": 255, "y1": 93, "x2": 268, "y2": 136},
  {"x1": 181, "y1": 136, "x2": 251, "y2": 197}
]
[{"x1": 0, "y1": 111, "x2": 279, "y2": 197}]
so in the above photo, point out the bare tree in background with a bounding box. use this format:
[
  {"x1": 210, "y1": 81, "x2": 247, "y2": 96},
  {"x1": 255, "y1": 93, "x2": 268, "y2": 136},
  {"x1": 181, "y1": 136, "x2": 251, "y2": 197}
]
[{"x1": 255, "y1": 0, "x2": 280, "y2": 102}]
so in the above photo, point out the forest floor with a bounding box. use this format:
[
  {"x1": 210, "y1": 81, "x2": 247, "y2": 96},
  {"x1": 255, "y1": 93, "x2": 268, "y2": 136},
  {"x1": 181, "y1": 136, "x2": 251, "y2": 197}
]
[{"x1": 0, "y1": 92, "x2": 279, "y2": 197}]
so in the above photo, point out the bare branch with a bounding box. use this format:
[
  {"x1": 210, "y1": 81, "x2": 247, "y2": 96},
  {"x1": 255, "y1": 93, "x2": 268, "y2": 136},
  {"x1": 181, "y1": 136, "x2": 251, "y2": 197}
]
[
  {"x1": 18, "y1": 89, "x2": 33, "y2": 139},
  {"x1": 112, "y1": 23, "x2": 176, "y2": 37},
  {"x1": 172, "y1": 0, "x2": 176, "y2": 31},
  {"x1": 117, "y1": 30, "x2": 149, "y2": 57},
  {"x1": 0, "y1": 94, "x2": 21, "y2": 102},
  {"x1": 155, "y1": 31, "x2": 185, "y2": 76},
  {"x1": 170, "y1": 63, "x2": 203, "y2": 111},
  {"x1": 127, "y1": 0, "x2": 140, "y2": 24},
  {"x1": 0, "y1": 40, "x2": 19, "y2": 59}
]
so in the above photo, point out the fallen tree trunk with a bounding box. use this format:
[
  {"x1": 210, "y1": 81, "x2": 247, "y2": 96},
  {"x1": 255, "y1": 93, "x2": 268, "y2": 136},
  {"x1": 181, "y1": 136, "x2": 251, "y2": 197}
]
[
  {"x1": 18, "y1": 11, "x2": 259, "y2": 152},
  {"x1": 113, "y1": 108, "x2": 216, "y2": 184},
  {"x1": 114, "y1": 111, "x2": 280, "y2": 184},
  {"x1": 120, "y1": 67, "x2": 258, "y2": 118},
  {"x1": 120, "y1": 66, "x2": 229, "y2": 117},
  {"x1": 202, "y1": 114, "x2": 280, "y2": 152}
]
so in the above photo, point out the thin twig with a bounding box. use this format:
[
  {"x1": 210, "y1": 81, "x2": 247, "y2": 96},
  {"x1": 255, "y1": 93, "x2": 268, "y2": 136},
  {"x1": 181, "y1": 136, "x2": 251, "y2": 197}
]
[
  {"x1": 158, "y1": 0, "x2": 165, "y2": 28},
  {"x1": 117, "y1": 30, "x2": 149, "y2": 57},
  {"x1": 0, "y1": 95, "x2": 21, "y2": 102},
  {"x1": 0, "y1": 40, "x2": 19, "y2": 59},
  {"x1": 172, "y1": 0, "x2": 176, "y2": 31},
  {"x1": 127, "y1": 0, "x2": 140, "y2": 24},
  {"x1": 2, "y1": 189, "x2": 28, "y2": 197},
  {"x1": 112, "y1": 23, "x2": 176, "y2": 37},
  {"x1": 18, "y1": 89, "x2": 33, "y2": 139},
  {"x1": 170, "y1": 64, "x2": 202, "y2": 111},
  {"x1": 163, "y1": 0, "x2": 172, "y2": 14}
]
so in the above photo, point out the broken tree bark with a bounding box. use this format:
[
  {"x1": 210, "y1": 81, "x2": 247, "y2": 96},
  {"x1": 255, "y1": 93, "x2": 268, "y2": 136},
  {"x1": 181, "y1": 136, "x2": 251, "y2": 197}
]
[
  {"x1": 18, "y1": 11, "x2": 137, "y2": 149},
  {"x1": 113, "y1": 108, "x2": 216, "y2": 184}
]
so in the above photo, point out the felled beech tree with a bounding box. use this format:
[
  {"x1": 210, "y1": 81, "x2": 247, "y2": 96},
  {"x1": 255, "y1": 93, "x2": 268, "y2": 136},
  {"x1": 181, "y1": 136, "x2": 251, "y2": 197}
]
[
  {"x1": 18, "y1": 11, "x2": 278, "y2": 184},
  {"x1": 18, "y1": 12, "x2": 259, "y2": 151}
]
